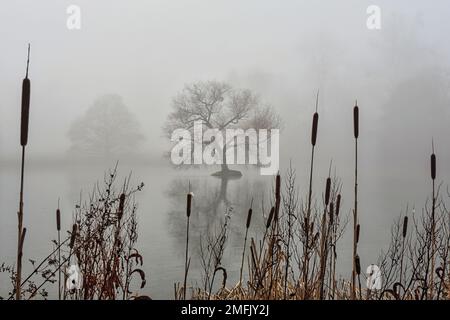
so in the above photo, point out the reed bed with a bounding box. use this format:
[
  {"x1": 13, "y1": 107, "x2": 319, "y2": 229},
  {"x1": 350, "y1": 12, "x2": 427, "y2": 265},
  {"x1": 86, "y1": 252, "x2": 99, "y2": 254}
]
[{"x1": 3, "y1": 58, "x2": 450, "y2": 300}]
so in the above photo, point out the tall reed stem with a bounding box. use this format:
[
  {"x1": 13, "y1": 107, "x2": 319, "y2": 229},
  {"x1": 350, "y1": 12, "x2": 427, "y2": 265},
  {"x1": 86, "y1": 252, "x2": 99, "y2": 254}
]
[
  {"x1": 352, "y1": 101, "x2": 359, "y2": 299},
  {"x1": 16, "y1": 44, "x2": 31, "y2": 300},
  {"x1": 239, "y1": 200, "x2": 253, "y2": 286},
  {"x1": 430, "y1": 141, "x2": 436, "y2": 298},
  {"x1": 183, "y1": 190, "x2": 192, "y2": 300},
  {"x1": 56, "y1": 203, "x2": 61, "y2": 300},
  {"x1": 303, "y1": 91, "x2": 319, "y2": 298}
]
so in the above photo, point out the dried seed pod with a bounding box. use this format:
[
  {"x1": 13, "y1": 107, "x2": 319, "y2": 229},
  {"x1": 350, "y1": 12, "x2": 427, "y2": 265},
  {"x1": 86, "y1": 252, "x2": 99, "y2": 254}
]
[
  {"x1": 356, "y1": 224, "x2": 360, "y2": 243},
  {"x1": 275, "y1": 174, "x2": 281, "y2": 200},
  {"x1": 21, "y1": 79, "x2": 30, "y2": 146},
  {"x1": 353, "y1": 103, "x2": 359, "y2": 139},
  {"x1": 56, "y1": 208, "x2": 61, "y2": 231},
  {"x1": 431, "y1": 153, "x2": 436, "y2": 180},
  {"x1": 311, "y1": 112, "x2": 319, "y2": 146},
  {"x1": 402, "y1": 216, "x2": 408, "y2": 238},
  {"x1": 118, "y1": 193, "x2": 125, "y2": 221},
  {"x1": 186, "y1": 192, "x2": 193, "y2": 218},
  {"x1": 274, "y1": 174, "x2": 281, "y2": 220},
  {"x1": 246, "y1": 208, "x2": 253, "y2": 229},
  {"x1": 335, "y1": 194, "x2": 341, "y2": 217},
  {"x1": 20, "y1": 45, "x2": 31, "y2": 147},
  {"x1": 325, "y1": 177, "x2": 331, "y2": 205},
  {"x1": 355, "y1": 254, "x2": 361, "y2": 275},
  {"x1": 266, "y1": 207, "x2": 275, "y2": 229}
]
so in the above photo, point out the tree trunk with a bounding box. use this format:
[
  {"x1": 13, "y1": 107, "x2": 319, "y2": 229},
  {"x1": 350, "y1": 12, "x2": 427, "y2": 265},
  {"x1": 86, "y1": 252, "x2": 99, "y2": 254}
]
[{"x1": 221, "y1": 146, "x2": 229, "y2": 173}]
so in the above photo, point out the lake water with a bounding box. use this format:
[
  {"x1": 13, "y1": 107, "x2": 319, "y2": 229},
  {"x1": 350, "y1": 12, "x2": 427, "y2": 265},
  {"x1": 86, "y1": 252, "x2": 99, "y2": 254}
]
[{"x1": 0, "y1": 161, "x2": 433, "y2": 299}]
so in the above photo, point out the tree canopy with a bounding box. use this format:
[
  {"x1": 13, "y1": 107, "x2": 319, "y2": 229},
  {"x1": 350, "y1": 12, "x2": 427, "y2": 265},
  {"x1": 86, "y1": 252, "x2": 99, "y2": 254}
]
[{"x1": 68, "y1": 94, "x2": 144, "y2": 158}]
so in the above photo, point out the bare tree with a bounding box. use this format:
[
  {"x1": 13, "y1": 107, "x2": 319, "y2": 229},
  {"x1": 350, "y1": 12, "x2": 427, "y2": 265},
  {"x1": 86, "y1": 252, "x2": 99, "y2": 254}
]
[
  {"x1": 68, "y1": 94, "x2": 145, "y2": 159},
  {"x1": 164, "y1": 81, "x2": 281, "y2": 176}
]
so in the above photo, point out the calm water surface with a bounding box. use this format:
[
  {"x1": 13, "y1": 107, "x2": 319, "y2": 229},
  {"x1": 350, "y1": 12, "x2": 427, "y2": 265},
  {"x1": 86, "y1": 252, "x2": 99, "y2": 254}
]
[{"x1": 0, "y1": 161, "x2": 430, "y2": 299}]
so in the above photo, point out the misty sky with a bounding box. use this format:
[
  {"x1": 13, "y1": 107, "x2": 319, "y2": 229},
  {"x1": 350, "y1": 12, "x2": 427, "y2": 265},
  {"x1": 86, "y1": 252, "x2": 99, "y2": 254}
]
[
  {"x1": 3, "y1": 2, "x2": 450, "y2": 295},
  {"x1": 1, "y1": 0, "x2": 450, "y2": 181}
]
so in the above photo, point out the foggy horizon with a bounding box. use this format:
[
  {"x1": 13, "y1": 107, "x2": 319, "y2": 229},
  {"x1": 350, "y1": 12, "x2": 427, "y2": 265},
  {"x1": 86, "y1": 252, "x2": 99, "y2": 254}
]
[
  {"x1": 1, "y1": 1, "x2": 450, "y2": 170},
  {"x1": 1, "y1": 0, "x2": 450, "y2": 303}
]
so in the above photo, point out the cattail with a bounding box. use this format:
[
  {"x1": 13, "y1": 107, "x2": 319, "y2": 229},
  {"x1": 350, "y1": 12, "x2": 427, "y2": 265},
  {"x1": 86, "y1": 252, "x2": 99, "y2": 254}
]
[
  {"x1": 355, "y1": 255, "x2": 361, "y2": 275},
  {"x1": 325, "y1": 177, "x2": 331, "y2": 205},
  {"x1": 431, "y1": 153, "x2": 436, "y2": 180},
  {"x1": 266, "y1": 207, "x2": 274, "y2": 229},
  {"x1": 402, "y1": 216, "x2": 408, "y2": 238},
  {"x1": 335, "y1": 194, "x2": 341, "y2": 217},
  {"x1": 183, "y1": 191, "x2": 193, "y2": 300},
  {"x1": 21, "y1": 45, "x2": 31, "y2": 147},
  {"x1": 69, "y1": 224, "x2": 78, "y2": 249},
  {"x1": 16, "y1": 45, "x2": 32, "y2": 300},
  {"x1": 56, "y1": 208, "x2": 61, "y2": 231},
  {"x1": 353, "y1": 102, "x2": 359, "y2": 139},
  {"x1": 21, "y1": 79, "x2": 30, "y2": 146},
  {"x1": 56, "y1": 204, "x2": 61, "y2": 300},
  {"x1": 356, "y1": 224, "x2": 360, "y2": 243},
  {"x1": 275, "y1": 174, "x2": 281, "y2": 200},
  {"x1": 186, "y1": 192, "x2": 193, "y2": 217},
  {"x1": 118, "y1": 193, "x2": 125, "y2": 221},
  {"x1": 274, "y1": 174, "x2": 281, "y2": 221},
  {"x1": 311, "y1": 112, "x2": 319, "y2": 146},
  {"x1": 246, "y1": 208, "x2": 253, "y2": 229}
]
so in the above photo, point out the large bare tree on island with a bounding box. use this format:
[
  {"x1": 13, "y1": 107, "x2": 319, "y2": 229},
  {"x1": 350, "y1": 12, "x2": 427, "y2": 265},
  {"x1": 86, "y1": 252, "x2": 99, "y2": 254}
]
[
  {"x1": 164, "y1": 81, "x2": 281, "y2": 177},
  {"x1": 68, "y1": 94, "x2": 145, "y2": 160}
]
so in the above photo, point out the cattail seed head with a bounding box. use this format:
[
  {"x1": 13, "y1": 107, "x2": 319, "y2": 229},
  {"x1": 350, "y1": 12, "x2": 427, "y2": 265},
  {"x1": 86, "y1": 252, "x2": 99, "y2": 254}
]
[
  {"x1": 325, "y1": 177, "x2": 331, "y2": 205},
  {"x1": 21, "y1": 45, "x2": 31, "y2": 147},
  {"x1": 21, "y1": 78, "x2": 30, "y2": 147},
  {"x1": 69, "y1": 224, "x2": 78, "y2": 249},
  {"x1": 431, "y1": 153, "x2": 436, "y2": 180},
  {"x1": 353, "y1": 103, "x2": 359, "y2": 139},
  {"x1": 355, "y1": 255, "x2": 361, "y2": 275},
  {"x1": 402, "y1": 216, "x2": 408, "y2": 238},
  {"x1": 311, "y1": 112, "x2": 319, "y2": 146},
  {"x1": 246, "y1": 208, "x2": 253, "y2": 229},
  {"x1": 356, "y1": 224, "x2": 360, "y2": 243},
  {"x1": 266, "y1": 207, "x2": 274, "y2": 229},
  {"x1": 186, "y1": 192, "x2": 193, "y2": 218},
  {"x1": 275, "y1": 174, "x2": 281, "y2": 200},
  {"x1": 274, "y1": 174, "x2": 281, "y2": 222},
  {"x1": 56, "y1": 208, "x2": 61, "y2": 231},
  {"x1": 118, "y1": 193, "x2": 125, "y2": 221},
  {"x1": 335, "y1": 194, "x2": 341, "y2": 217}
]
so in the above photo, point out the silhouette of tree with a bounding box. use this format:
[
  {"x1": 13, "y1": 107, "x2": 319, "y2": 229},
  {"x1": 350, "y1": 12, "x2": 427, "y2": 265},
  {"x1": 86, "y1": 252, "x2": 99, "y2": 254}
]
[
  {"x1": 164, "y1": 81, "x2": 281, "y2": 176},
  {"x1": 68, "y1": 94, "x2": 144, "y2": 158}
]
